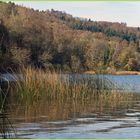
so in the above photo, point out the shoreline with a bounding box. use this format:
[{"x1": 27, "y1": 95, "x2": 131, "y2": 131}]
[
  {"x1": 84, "y1": 71, "x2": 140, "y2": 75},
  {"x1": 1, "y1": 70, "x2": 140, "y2": 75}
]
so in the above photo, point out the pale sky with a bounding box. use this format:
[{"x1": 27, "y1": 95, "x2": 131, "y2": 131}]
[{"x1": 14, "y1": 1, "x2": 140, "y2": 27}]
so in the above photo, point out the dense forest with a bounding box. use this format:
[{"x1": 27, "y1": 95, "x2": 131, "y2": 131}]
[{"x1": 1, "y1": 1, "x2": 140, "y2": 73}]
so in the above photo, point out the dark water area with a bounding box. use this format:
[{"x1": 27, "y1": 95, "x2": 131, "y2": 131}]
[{"x1": 1, "y1": 74, "x2": 140, "y2": 138}]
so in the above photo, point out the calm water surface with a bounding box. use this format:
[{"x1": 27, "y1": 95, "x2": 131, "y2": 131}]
[{"x1": 1, "y1": 74, "x2": 140, "y2": 138}]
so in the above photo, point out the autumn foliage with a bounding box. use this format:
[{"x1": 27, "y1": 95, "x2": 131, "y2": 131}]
[{"x1": 1, "y1": 1, "x2": 140, "y2": 73}]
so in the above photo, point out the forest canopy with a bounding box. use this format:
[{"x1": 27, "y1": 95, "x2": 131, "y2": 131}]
[{"x1": 1, "y1": 1, "x2": 140, "y2": 73}]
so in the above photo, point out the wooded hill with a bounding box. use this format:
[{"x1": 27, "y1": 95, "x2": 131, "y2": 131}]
[{"x1": 1, "y1": 1, "x2": 140, "y2": 73}]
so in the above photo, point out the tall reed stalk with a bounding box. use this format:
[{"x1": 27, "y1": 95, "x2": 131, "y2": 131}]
[{"x1": 0, "y1": 81, "x2": 16, "y2": 138}]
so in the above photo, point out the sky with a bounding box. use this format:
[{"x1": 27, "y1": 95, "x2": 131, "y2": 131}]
[{"x1": 14, "y1": 1, "x2": 140, "y2": 27}]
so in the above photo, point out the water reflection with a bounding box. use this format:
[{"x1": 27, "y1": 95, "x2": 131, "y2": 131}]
[{"x1": 9, "y1": 92, "x2": 140, "y2": 138}]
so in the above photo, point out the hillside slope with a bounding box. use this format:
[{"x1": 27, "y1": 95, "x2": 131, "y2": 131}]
[{"x1": 0, "y1": 1, "x2": 140, "y2": 73}]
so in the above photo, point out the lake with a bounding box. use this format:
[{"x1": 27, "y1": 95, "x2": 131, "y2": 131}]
[{"x1": 1, "y1": 74, "x2": 140, "y2": 138}]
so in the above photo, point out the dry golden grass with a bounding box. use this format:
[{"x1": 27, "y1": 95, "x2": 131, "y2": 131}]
[{"x1": 10, "y1": 66, "x2": 136, "y2": 105}]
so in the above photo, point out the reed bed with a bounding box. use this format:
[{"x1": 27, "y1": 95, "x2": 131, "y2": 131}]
[
  {"x1": 11, "y1": 67, "x2": 120, "y2": 104},
  {"x1": 1, "y1": 67, "x2": 140, "y2": 137}
]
